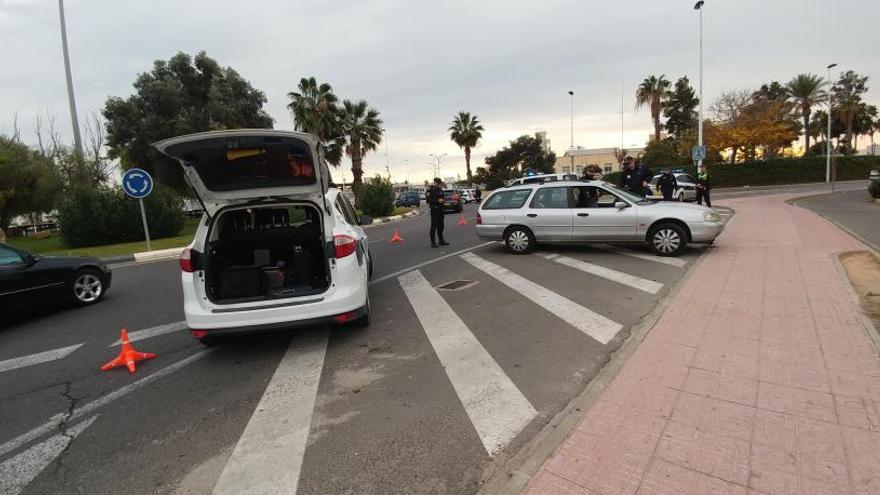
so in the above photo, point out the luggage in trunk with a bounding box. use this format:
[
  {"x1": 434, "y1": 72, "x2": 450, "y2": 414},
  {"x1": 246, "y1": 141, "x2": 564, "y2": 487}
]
[{"x1": 204, "y1": 204, "x2": 329, "y2": 304}]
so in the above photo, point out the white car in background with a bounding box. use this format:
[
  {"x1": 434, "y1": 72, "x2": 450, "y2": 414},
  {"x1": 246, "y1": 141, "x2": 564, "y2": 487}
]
[
  {"x1": 475, "y1": 180, "x2": 723, "y2": 256},
  {"x1": 459, "y1": 189, "x2": 477, "y2": 203},
  {"x1": 154, "y1": 129, "x2": 373, "y2": 345},
  {"x1": 646, "y1": 173, "x2": 699, "y2": 202}
]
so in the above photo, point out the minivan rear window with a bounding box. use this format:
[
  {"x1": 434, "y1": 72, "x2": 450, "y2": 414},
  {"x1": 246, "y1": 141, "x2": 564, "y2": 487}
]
[
  {"x1": 166, "y1": 136, "x2": 316, "y2": 191},
  {"x1": 483, "y1": 189, "x2": 532, "y2": 209}
]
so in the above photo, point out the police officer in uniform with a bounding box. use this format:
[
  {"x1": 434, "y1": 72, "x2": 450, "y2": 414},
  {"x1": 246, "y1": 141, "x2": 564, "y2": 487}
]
[
  {"x1": 657, "y1": 168, "x2": 678, "y2": 201},
  {"x1": 425, "y1": 178, "x2": 449, "y2": 248},
  {"x1": 696, "y1": 170, "x2": 712, "y2": 207}
]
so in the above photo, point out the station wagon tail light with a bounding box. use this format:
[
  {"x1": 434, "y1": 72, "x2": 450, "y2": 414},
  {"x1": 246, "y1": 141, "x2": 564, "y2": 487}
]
[
  {"x1": 334, "y1": 235, "x2": 357, "y2": 258},
  {"x1": 476, "y1": 212, "x2": 482, "y2": 224},
  {"x1": 180, "y1": 247, "x2": 195, "y2": 272},
  {"x1": 453, "y1": 193, "x2": 460, "y2": 201}
]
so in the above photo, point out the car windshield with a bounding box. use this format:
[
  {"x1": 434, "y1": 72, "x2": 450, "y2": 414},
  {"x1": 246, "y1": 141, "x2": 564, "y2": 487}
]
[{"x1": 600, "y1": 182, "x2": 652, "y2": 204}]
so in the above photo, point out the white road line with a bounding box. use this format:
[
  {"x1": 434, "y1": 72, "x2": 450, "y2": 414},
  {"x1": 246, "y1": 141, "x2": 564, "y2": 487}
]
[
  {"x1": 108, "y1": 321, "x2": 187, "y2": 346},
  {"x1": 0, "y1": 415, "x2": 98, "y2": 495},
  {"x1": 0, "y1": 349, "x2": 212, "y2": 458},
  {"x1": 370, "y1": 241, "x2": 496, "y2": 285},
  {"x1": 460, "y1": 253, "x2": 623, "y2": 345},
  {"x1": 213, "y1": 331, "x2": 328, "y2": 495},
  {"x1": 593, "y1": 244, "x2": 688, "y2": 267},
  {"x1": 398, "y1": 270, "x2": 536, "y2": 456},
  {"x1": 0, "y1": 344, "x2": 84, "y2": 374},
  {"x1": 540, "y1": 253, "x2": 663, "y2": 294}
]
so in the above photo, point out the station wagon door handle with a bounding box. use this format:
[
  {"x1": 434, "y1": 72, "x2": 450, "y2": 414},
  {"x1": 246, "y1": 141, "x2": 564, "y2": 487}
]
[
  {"x1": 577, "y1": 213, "x2": 589, "y2": 217},
  {"x1": 526, "y1": 213, "x2": 537, "y2": 217}
]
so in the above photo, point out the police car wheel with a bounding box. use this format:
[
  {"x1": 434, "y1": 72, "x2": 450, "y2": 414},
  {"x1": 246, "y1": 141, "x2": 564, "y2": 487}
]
[
  {"x1": 677, "y1": 193, "x2": 684, "y2": 202},
  {"x1": 504, "y1": 226, "x2": 535, "y2": 254},
  {"x1": 648, "y1": 223, "x2": 688, "y2": 257},
  {"x1": 353, "y1": 295, "x2": 371, "y2": 328}
]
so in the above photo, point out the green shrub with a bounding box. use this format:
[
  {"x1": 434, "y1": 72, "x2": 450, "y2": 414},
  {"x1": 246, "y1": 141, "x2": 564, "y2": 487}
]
[
  {"x1": 358, "y1": 177, "x2": 394, "y2": 217},
  {"x1": 58, "y1": 185, "x2": 185, "y2": 247},
  {"x1": 601, "y1": 156, "x2": 880, "y2": 189}
]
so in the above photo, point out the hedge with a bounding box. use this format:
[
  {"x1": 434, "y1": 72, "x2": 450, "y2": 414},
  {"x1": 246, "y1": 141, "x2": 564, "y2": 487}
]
[
  {"x1": 57, "y1": 185, "x2": 185, "y2": 247},
  {"x1": 358, "y1": 177, "x2": 395, "y2": 218},
  {"x1": 603, "y1": 156, "x2": 880, "y2": 188}
]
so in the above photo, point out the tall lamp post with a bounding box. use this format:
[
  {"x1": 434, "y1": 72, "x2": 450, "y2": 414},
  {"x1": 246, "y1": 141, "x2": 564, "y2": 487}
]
[
  {"x1": 429, "y1": 153, "x2": 446, "y2": 180},
  {"x1": 568, "y1": 90, "x2": 575, "y2": 170},
  {"x1": 694, "y1": 1, "x2": 705, "y2": 173},
  {"x1": 58, "y1": 0, "x2": 83, "y2": 156},
  {"x1": 826, "y1": 63, "x2": 837, "y2": 187}
]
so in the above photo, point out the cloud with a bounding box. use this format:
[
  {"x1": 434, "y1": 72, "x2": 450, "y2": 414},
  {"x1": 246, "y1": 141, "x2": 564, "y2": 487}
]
[{"x1": 2, "y1": 0, "x2": 877, "y2": 183}]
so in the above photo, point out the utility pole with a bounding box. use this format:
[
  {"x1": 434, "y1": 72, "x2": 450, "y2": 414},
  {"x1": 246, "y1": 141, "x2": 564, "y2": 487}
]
[
  {"x1": 826, "y1": 63, "x2": 837, "y2": 187},
  {"x1": 58, "y1": 0, "x2": 83, "y2": 156},
  {"x1": 694, "y1": 1, "x2": 705, "y2": 173},
  {"x1": 568, "y1": 90, "x2": 575, "y2": 170},
  {"x1": 621, "y1": 80, "x2": 625, "y2": 169}
]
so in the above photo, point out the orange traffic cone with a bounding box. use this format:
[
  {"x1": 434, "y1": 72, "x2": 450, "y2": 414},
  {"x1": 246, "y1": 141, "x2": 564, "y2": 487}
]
[
  {"x1": 457, "y1": 215, "x2": 468, "y2": 226},
  {"x1": 390, "y1": 228, "x2": 404, "y2": 243},
  {"x1": 101, "y1": 329, "x2": 157, "y2": 373}
]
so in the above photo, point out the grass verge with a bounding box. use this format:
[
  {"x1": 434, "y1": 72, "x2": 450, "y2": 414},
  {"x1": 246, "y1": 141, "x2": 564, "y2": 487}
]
[{"x1": 7, "y1": 217, "x2": 201, "y2": 259}]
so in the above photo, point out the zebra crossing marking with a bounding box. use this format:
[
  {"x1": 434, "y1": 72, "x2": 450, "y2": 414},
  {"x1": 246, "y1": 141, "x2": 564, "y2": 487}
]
[
  {"x1": 540, "y1": 252, "x2": 663, "y2": 294},
  {"x1": 399, "y1": 270, "x2": 537, "y2": 456},
  {"x1": 593, "y1": 244, "x2": 688, "y2": 267},
  {"x1": 460, "y1": 253, "x2": 623, "y2": 345},
  {"x1": 213, "y1": 330, "x2": 328, "y2": 495}
]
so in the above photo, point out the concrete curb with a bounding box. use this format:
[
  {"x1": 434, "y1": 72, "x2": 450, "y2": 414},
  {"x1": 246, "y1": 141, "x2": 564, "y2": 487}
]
[
  {"x1": 789, "y1": 192, "x2": 880, "y2": 256},
  {"x1": 363, "y1": 208, "x2": 423, "y2": 229}
]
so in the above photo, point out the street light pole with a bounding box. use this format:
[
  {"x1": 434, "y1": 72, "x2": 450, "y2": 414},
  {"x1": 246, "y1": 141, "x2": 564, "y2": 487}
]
[
  {"x1": 58, "y1": 0, "x2": 83, "y2": 156},
  {"x1": 694, "y1": 1, "x2": 705, "y2": 173},
  {"x1": 826, "y1": 63, "x2": 837, "y2": 187},
  {"x1": 568, "y1": 90, "x2": 575, "y2": 170}
]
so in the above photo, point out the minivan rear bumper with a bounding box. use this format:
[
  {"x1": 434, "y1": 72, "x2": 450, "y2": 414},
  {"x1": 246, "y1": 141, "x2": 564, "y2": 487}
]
[{"x1": 188, "y1": 304, "x2": 368, "y2": 338}]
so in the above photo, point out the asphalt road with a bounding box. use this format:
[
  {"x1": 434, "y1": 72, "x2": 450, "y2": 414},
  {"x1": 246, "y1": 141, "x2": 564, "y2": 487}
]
[
  {"x1": 0, "y1": 196, "x2": 737, "y2": 494},
  {"x1": 795, "y1": 188, "x2": 880, "y2": 252}
]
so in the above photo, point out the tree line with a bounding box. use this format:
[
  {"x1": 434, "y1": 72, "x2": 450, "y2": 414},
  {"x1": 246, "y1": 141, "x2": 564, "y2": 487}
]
[{"x1": 634, "y1": 70, "x2": 877, "y2": 168}]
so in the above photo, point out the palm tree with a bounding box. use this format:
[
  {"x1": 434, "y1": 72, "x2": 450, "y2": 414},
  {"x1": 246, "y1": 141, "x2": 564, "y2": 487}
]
[
  {"x1": 339, "y1": 100, "x2": 383, "y2": 205},
  {"x1": 635, "y1": 75, "x2": 672, "y2": 141},
  {"x1": 448, "y1": 112, "x2": 484, "y2": 182},
  {"x1": 287, "y1": 77, "x2": 343, "y2": 165},
  {"x1": 785, "y1": 73, "x2": 826, "y2": 154},
  {"x1": 833, "y1": 70, "x2": 869, "y2": 154}
]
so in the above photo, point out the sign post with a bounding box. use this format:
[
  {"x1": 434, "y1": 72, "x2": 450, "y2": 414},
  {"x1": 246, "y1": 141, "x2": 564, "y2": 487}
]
[
  {"x1": 691, "y1": 145, "x2": 706, "y2": 164},
  {"x1": 121, "y1": 168, "x2": 154, "y2": 251}
]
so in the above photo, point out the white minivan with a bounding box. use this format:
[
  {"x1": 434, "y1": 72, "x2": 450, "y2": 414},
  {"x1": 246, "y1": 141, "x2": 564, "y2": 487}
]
[{"x1": 154, "y1": 129, "x2": 372, "y2": 345}]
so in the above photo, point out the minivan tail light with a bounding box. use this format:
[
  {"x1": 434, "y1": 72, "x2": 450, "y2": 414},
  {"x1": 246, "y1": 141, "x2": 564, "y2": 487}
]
[
  {"x1": 476, "y1": 212, "x2": 482, "y2": 225},
  {"x1": 180, "y1": 248, "x2": 194, "y2": 272},
  {"x1": 334, "y1": 235, "x2": 357, "y2": 258}
]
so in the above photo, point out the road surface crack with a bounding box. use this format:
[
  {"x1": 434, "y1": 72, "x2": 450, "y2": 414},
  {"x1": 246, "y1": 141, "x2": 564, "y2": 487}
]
[{"x1": 57, "y1": 382, "x2": 79, "y2": 456}]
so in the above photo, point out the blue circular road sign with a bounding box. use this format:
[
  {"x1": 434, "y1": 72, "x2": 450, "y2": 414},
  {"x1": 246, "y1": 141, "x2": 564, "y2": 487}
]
[{"x1": 122, "y1": 168, "x2": 153, "y2": 199}]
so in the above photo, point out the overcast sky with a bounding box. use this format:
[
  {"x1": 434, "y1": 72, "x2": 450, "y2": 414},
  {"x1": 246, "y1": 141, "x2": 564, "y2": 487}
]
[{"x1": 2, "y1": 0, "x2": 878, "y2": 183}]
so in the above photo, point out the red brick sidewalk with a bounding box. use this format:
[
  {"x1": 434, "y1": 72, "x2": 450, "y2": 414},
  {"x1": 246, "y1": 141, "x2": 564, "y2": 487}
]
[{"x1": 525, "y1": 194, "x2": 880, "y2": 494}]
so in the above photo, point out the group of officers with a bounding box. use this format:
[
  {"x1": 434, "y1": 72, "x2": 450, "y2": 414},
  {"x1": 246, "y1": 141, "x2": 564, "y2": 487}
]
[{"x1": 615, "y1": 156, "x2": 712, "y2": 207}]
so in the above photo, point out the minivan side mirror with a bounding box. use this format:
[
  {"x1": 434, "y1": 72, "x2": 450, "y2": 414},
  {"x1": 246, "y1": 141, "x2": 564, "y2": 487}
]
[
  {"x1": 614, "y1": 201, "x2": 628, "y2": 210},
  {"x1": 359, "y1": 215, "x2": 373, "y2": 226}
]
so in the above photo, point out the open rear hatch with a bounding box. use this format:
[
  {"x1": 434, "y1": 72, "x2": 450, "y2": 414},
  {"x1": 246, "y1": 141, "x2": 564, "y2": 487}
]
[{"x1": 153, "y1": 129, "x2": 330, "y2": 216}]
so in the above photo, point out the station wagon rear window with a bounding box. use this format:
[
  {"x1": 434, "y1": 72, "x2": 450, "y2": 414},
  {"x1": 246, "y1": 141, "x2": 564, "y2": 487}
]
[
  {"x1": 165, "y1": 136, "x2": 317, "y2": 191},
  {"x1": 483, "y1": 189, "x2": 532, "y2": 209}
]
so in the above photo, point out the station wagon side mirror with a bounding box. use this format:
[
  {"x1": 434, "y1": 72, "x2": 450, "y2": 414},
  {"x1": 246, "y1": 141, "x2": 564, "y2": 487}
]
[
  {"x1": 359, "y1": 215, "x2": 373, "y2": 226},
  {"x1": 614, "y1": 201, "x2": 628, "y2": 210}
]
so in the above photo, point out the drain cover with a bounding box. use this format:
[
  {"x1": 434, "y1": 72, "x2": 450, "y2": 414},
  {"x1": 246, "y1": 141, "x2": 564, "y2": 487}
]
[{"x1": 436, "y1": 279, "x2": 477, "y2": 291}]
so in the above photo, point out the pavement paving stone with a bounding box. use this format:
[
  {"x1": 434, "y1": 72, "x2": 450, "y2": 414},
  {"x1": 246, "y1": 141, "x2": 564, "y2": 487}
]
[{"x1": 526, "y1": 193, "x2": 880, "y2": 495}]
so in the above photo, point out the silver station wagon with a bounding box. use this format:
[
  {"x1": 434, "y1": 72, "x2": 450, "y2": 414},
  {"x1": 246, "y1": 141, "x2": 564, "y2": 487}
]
[{"x1": 474, "y1": 180, "x2": 724, "y2": 256}]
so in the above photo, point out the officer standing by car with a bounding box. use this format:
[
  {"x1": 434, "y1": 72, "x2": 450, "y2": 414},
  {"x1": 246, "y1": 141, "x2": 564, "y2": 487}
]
[
  {"x1": 657, "y1": 168, "x2": 678, "y2": 201},
  {"x1": 622, "y1": 158, "x2": 653, "y2": 197},
  {"x1": 695, "y1": 170, "x2": 712, "y2": 207},
  {"x1": 425, "y1": 178, "x2": 449, "y2": 248}
]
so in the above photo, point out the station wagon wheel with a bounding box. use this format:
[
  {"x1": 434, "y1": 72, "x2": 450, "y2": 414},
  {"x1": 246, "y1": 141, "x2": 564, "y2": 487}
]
[
  {"x1": 504, "y1": 226, "x2": 535, "y2": 254},
  {"x1": 70, "y1": 268, "x2": 105, "y2": 306},
  {"x1": 648, "y1": 223, "x2": 688, "y2": 257}
]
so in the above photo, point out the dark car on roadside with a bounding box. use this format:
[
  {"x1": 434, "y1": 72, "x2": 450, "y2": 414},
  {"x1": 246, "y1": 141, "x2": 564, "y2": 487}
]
[
  {"x1": 442, "y1": 189, "x2": 463, "y2": 213},
  {"x1": 395, "y1": 190, "x2": 421, "y2": 208},
  {"x1": 0, "y1": 243, "x2": 112, "y2": 310}
]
